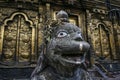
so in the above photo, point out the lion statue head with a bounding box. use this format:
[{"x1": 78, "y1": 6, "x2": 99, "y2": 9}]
[{"x1": 31, "y1": 10, "x2": 91, "y2": 80}]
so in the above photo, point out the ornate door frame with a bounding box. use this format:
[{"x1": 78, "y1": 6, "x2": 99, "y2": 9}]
[
  {"x1": 90, "y1": 19, "x2": 115, "y2": 59},
  {"x1": 96, "y1": 22, "x2": 112, "y2": 58},
  {"x1": 0, "y1": 12, "x2": 36, "y2": 66}
]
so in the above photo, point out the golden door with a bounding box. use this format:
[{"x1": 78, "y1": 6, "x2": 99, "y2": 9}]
[
  {"x1": 0, "y1": 12, "x2": 36, "y2": 66},
  {"x1": 92, "y1": 24, "x2": 112, "y2": 59}
]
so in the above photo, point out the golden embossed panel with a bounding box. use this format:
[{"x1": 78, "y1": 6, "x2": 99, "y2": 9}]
[
  {"x1": 0, "y1": 25, "x2": 1, "y2": 53},
  {"x1": 93, "y1": 24, "x2": 111, "y2": 59},
  {"x1": 18, "y1": 15, "x2": 32, "y2": 62},
  {"x1": 3, "y1": 16, "x2": 17, "y2": 61},
  {"x1": 2, "y1": 13, "x2": 33, "y2": 65}
]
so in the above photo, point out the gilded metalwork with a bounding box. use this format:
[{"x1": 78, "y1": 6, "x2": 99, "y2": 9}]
[
  {"x1": 0, "y1": 12, "x2": 36, "y2": 65},
  {"x1": 93, "y1": 23, "x2": 110, "y2": 58},
  {"x1": 0, "y1": 25, "x2": 2, "y2": 54},
  {"x1": 88, "y1": 18, "x2": 113, "y2": 59},
  {"x1": 113, "y1": 24, "x2": 120, "y2": 58}
]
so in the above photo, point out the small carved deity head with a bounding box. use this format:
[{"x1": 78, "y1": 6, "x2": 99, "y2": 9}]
[{"x1": 56, "y1": 10, "x2": 69, "y2": 22}]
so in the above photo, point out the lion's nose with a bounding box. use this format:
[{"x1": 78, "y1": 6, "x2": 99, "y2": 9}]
[{"x1": 74, "y1": 34, "x2": 83, "y2": 41}]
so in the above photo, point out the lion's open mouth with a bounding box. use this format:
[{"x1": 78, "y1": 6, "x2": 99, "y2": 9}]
[{"x1": 59, "y1": 53, "x2": 85, "y2": 64}]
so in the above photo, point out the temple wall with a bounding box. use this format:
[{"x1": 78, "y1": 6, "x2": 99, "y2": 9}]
[{"x1": 0, "y1": 0, "x2": 119, "y2": 79}]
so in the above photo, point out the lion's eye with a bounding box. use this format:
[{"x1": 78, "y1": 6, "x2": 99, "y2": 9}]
[{"x1": 57, "y1": 31, "x2": 68, "y2": 38}]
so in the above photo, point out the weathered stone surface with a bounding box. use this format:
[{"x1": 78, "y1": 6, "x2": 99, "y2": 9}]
[{"x1": 31, "y1": 10, "x2": 91, "y2": 80}]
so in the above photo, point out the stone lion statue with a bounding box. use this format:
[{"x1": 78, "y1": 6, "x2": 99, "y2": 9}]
[{"x1": 31, "y1": 10, "x2": 92, "y2": 80}]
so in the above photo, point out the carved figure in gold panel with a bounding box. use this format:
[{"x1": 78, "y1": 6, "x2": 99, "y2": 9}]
[
  {"x1": 1, "y1": 13, "x2": 33, "y2": 65},
  {"x1": 93, "y1": 24, "x2": 111, "y2": 59},
  {"x1": 19, "y1": 16, "x2": 32, "y2": 62},
  {"x1": 2, "y1": 17, "x2": 17, "y2": 62}
]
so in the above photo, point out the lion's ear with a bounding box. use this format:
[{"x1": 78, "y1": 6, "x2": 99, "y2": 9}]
[{"x1": 31, "y1": 45, "x2": 47, "y2": 78}]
